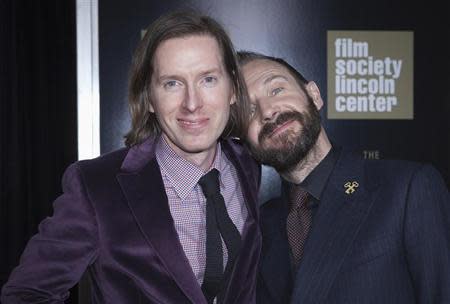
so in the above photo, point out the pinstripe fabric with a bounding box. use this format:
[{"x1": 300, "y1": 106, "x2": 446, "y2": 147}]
[{"x1": 258, "y1": 150, "x2": 450, "y2": 304}]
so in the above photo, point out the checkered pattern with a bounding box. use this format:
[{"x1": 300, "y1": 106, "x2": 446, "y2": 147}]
[
  {"x1": 286, "y1": 185, "x2": 311, "y2": 270},
  {"x1": 156, "y1": 136, "x2": 248, "y2": 285}
]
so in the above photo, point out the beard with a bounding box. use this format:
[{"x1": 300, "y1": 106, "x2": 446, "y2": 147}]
[{"x1": 247, "y1": 100, "x2": 322, "y2": 172}]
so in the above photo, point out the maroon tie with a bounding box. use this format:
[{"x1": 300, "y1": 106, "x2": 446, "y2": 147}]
[{"x1": 286, "y1": 185, "x2": 311, "y2": 270}]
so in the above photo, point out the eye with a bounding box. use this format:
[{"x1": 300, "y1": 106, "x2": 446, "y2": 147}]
[
  {"x1": 270, "y1": 87, "x2": 284, "y2": 96},
  {"x1": 163, "y1": 80, "x2": 181, "y2": 90},
  {"x1": 202, "y1": 76, "x2": 218, "y2": 87}
]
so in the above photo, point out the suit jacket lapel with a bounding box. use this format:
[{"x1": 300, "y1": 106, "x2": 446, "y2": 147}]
[
  {"x1": 222, "y1": 139, "x2": 259, "y2": 220},
  {"x1": 291, "y1": 151, "x2": 380, "y2": 303},
  {"x1": 117, "y1": 137, "x2": 206, "y2": 304},
  {"x1": 259, "y1": 194, "x2": 293, "y2": 303},
  {"x1": 221, "y1": 139, "x2": 262, "y2": 302}
]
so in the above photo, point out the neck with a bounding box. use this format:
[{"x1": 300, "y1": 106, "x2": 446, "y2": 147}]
[
  {"x1": 161, "y1": 134, "x2": 218, "y2": 172},
  {"x1": 185, "y1": 148, "x2": 217, "y2": 172},
  {"x1": 280, "y1": 128, "x2": 332, "y2": 184}
]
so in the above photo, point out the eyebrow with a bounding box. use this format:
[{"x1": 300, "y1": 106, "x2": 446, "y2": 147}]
[
  {"x1": 263, "y1": 74, "x2": 289, "y2": 85},
  {"x1": 200, "y1": 67, "x2": 223, "y2": 76},
  {"x1": 156, "y1": 67, "x2": 224, "y2": 84}
]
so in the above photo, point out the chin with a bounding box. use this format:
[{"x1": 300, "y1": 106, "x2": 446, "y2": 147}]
[{"x1": 180, "y1": 141, "x2": 216, "y2": 154}]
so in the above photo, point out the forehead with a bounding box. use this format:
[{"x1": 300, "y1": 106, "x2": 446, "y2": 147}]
[
  {"x1": 152, "y1": 35, "x2": 224, "y2": 73},
  {"x1": 242, "y1": 59, "x2": 296, "y2": 88}
]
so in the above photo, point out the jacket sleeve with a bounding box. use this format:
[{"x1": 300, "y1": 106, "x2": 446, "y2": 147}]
[
  {"x1": 1, "y1": 163, "x2": 99, "y2": 303},
  {"x1": 404, "y1": 164, "x2": 450, "y2": 303}
]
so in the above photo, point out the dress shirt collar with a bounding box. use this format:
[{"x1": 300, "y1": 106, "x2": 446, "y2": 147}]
[
  {"x1": 284, "y1": 145, "x2": 340, "y2": 203},
  {"x1": 155, "y1": 135, "x2": 229, "y2": 200}
]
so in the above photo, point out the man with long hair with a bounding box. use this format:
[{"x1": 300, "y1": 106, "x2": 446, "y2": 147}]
[{"x1": 2, "y1": 12, "x2": 261, "y2": 304}]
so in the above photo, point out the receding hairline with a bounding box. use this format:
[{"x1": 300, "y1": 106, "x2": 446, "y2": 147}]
[
  {"x1": 242, "y1": 58, "x2": 300, "y2": 83},
  {"x1": 241, "y1": 57, "x2": 309, "y2": 94}
]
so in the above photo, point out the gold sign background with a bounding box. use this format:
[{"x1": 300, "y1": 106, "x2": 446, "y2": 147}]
[{"x1": 327, "y1": 31, "x2": 413, "y2": 119}]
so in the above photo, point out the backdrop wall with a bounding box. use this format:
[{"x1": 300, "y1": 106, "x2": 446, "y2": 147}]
[
  {"x1": 1, "y1": 0, "x2": 78, "y2": 302},
  {"x1": 2, "y1": 1, "x2": 448, "y2": 303},
  {"x1": 98, "y1": 0, "x2": 449, "y2": 203}
]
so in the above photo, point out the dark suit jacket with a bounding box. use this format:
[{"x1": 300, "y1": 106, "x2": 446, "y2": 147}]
[
  {"x1": 257, "y1": 150, "x2": 450, "y2": 304},
  {"x1": 2, "y1": 136, "x2": 261, "y2": 303}
]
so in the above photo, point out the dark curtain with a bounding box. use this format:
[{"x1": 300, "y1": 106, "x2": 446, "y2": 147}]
[{"x1": 0, "y1": 0, "x2": 78, "y2": 302}]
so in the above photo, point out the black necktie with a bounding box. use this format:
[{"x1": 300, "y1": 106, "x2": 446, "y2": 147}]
[
  {"x1": 198, "y1": 169, "x2": 242, "y2": 303},
  {"x1": 286, "y1": 185, "x2": 311, "y2": 270}
]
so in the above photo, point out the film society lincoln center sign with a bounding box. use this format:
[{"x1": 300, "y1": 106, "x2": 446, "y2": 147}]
[{"x1": 327, "y1": 31, "x2": 413, "y2": 119}]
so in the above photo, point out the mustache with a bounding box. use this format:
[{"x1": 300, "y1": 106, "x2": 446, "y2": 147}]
[{"x1": 258, "y1": 111, "x2": 305, "y2": 143}]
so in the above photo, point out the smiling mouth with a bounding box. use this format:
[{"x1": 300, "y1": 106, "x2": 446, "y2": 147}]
[
  {"x1": 267, "y1": 120, "x2": 295, "y2": 138},
  {"x1": 177, "y1": 118, "x2": 209, "y2": 129}
]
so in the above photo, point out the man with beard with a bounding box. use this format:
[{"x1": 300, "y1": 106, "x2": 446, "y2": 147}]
[{"x1": 238, "y1": 51, "x2": 450, "y2": 304}]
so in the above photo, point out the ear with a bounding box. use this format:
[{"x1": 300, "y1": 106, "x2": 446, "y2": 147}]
[
  {"x1": 229, "y1": 92, "x2": 236, "y2": 105},
  {"x1": 147, "y1": 92, "x2": 155, "y2": 113},
  {"x1": 306, "y1": 81, "x2": 323, "y2": 110}
]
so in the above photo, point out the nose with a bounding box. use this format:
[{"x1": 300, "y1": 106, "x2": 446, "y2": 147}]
[
  {"x1": 258, "y1": 97, "x2": 279, "y2": 122},
  {"x1": 182, "y1": 84, "x2": 202, "y2": 112}
]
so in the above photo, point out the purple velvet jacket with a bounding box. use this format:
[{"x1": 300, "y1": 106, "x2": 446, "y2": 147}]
[{"x1": 2, "y1": 137, "x2": 261, "y2": 303}]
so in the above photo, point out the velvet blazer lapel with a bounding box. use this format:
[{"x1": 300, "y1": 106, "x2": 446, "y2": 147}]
[
  {"x1": 116, "y1": 137, "x2": 207, "y2": 304},
  {"x1": 219, "y1": 139, "x2": 262, "y2": 302},
  {"x1": 115, "y1": 137, "x2": 261, "y2": 303},
  {"x1": 291, "y1": 151, "x2": 380, "y2": 303}
]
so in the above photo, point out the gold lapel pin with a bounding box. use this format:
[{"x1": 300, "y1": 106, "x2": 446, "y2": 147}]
[{"x1": 344, "y1": 181, "x2": 359, "y2": 194}]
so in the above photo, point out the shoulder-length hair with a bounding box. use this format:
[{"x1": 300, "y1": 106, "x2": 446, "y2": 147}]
[{"x1": 125, "y1": 11, "x2": 250, "y2": 147}]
